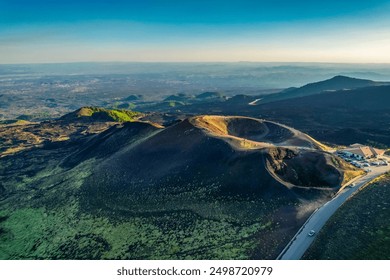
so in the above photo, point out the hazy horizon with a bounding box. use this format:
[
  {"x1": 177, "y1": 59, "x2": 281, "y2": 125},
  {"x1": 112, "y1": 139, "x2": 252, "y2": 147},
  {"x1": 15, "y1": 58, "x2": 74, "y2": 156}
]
[
  {"x1": 3, "y1": 61, "x2": 390, "y2": 66},
  {"x1": 1, "y1": 0, "x2": 390, "y2": 64}
]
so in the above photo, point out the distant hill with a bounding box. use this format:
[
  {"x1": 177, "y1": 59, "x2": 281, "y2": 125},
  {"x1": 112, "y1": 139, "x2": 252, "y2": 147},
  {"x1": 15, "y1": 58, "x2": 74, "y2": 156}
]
[
  {"x1": 196, "y1": 91, "x2": 226, "y2": 100},
  {"x1": 137, "y1": 92, "x2": 228, "y2": 112},
  {"x1": 123, "y1": 94, "x2": 143, "y2": 101},
  {"x1": 260, "y1": 83, "x2": 390, "y2": 110},
  {"x1": 60, "y1": 107, "x2": 140, "y2": 122},
  {"x1": 164, "y1": 93, "x2": 192, "y2": 102},
  {"x1": 256, "y1": 75, "x2": 389, "y2": 104}
]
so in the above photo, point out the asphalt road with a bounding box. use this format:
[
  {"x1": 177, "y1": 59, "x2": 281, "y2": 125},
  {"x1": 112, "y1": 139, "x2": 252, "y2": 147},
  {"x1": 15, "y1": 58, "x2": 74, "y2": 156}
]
[{"x1": 278, "y1": 157, "x2": 390, "y2": 260}]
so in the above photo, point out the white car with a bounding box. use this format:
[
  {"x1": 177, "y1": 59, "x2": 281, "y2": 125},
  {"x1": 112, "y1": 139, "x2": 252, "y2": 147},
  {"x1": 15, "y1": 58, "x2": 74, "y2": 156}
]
[{"x1": 308, "y1": 230, "x2": 316, "y2": 237}]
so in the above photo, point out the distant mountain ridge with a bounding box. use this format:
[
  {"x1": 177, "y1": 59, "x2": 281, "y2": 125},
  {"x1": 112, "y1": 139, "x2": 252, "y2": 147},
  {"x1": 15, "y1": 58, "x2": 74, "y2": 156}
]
[
  {"x1": 139, "y1": 79, "x2": 363, "y2": 112},
  {"x1": 253, "y1": 85, "x2": 390, "y2": 146},
  {"x1": 255, "y1": 75, "x2": 389, "y2": 104}
]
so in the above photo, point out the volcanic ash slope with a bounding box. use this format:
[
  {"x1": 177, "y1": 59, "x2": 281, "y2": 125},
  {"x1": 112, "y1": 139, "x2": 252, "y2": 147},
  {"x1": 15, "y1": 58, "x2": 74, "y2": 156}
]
[{"x1": 80, "y1": 115, "x2": 358, "y2": 213}]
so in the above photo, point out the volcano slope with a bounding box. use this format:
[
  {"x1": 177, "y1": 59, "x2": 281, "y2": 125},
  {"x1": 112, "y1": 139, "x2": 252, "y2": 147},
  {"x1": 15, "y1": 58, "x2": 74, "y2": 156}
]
[
  {"x1": 0, "y1": 115, "x2": 361, "y2": 260},
  {"x1": 79, "y1": 116, "x2": 360, "y2": 259}
]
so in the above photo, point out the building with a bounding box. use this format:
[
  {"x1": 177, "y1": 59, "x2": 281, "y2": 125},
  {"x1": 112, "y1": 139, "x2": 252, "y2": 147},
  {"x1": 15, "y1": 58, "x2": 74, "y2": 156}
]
[{"x1": 340, "y1": 144, "x2": 385, "y2": 160}]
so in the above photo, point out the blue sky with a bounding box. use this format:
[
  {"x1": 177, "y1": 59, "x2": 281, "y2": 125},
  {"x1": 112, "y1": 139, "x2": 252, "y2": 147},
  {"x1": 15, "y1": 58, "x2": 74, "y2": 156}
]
[{"x1": 1, "y1": 0, "x2": 390, "y2": 63}]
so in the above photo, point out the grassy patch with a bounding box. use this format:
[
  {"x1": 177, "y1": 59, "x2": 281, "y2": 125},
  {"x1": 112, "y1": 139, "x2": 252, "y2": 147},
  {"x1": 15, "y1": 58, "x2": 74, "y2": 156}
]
[
  {"x1": 76, "y1": 107, "x2": 140, "y2": 122},
  {"x1": 0, "y1": 200, "x2": 272, "y2": 259}
]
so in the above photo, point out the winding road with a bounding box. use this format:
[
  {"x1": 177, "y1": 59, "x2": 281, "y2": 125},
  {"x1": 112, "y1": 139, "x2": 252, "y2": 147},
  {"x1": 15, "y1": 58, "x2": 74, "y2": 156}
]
[{"x1": 278, "y1": 157, "x2": 390, "y2": 260}]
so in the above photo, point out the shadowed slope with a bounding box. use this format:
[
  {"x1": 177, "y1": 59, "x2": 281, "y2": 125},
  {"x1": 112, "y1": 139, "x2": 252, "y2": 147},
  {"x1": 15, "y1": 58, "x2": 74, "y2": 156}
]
[
  {"x1": 83, "y1": 119, "x2": 289, "y2": 197},
  {"x1": 62, "y1": 121, "x2": 163, "y2": 168},
  {"x1": 80, "y1": 116, "x2": 358, "y2": 216}
]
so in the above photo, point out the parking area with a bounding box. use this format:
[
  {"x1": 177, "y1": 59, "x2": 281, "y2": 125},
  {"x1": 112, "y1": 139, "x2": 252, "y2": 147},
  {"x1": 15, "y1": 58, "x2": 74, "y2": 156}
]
[{"x1": 335, "y1": 151, "x2": 388, "y2": 172}]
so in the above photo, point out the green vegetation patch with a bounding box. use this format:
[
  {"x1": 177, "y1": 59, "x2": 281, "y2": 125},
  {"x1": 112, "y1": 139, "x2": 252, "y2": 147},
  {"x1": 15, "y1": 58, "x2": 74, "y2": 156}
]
[
  {"x1": 76, "y1": 107, "x2": 140, "y2": 122},
  {"x1": 304, "y1": 173, "x2": 390, "y2": 260},
  {"x1": 0, "y1": 201, "x2": 272, "y2": 260}
]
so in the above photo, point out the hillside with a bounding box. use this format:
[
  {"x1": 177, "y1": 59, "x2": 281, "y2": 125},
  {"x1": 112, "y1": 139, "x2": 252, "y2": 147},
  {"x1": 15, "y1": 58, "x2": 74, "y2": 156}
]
[
  {"x1": 82, "y1": 116, "x2": 353, "y2": 201},
  {"x1": 61, "y1": 121, "x2": 163, "y2": 168},
  {"x1": 76, "y1": 116, "x2": 359, "y2": 259}
]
